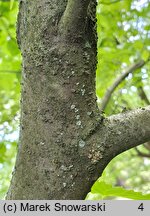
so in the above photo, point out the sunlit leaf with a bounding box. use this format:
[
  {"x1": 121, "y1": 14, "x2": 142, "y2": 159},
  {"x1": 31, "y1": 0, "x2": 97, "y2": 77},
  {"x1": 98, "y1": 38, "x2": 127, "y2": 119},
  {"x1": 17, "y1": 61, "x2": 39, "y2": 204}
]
[{"x1": 90, "y1": 181, "x2": 150, "y2": 200}]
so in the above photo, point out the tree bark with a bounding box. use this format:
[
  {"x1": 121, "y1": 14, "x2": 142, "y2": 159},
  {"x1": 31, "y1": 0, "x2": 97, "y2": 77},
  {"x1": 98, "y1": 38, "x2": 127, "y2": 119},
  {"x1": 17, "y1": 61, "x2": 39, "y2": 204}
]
[{"x1": 6, "y1": 0, "x2": 150, "y2": 200}]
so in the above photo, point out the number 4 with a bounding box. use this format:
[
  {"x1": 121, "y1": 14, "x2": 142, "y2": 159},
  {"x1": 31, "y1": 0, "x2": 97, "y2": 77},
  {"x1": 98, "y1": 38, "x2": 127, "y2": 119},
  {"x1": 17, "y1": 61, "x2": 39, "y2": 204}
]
[{"x1": 138, "y1": 203, "x2": 144, "y2": 211}]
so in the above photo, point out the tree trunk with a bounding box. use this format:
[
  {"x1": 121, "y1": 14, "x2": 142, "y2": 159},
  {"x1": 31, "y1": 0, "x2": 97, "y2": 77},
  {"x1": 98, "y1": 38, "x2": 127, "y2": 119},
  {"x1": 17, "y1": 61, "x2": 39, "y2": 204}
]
[{"x1": 6, "y1": 0, "x2": 150, "y2": 199}]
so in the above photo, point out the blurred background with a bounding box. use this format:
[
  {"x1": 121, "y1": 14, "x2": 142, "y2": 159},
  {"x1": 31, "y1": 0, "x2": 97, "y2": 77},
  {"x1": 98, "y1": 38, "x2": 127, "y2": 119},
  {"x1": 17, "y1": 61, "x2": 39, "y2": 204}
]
[{"x1": 0, "y1": 0, "x2": 150, "y2": 199}]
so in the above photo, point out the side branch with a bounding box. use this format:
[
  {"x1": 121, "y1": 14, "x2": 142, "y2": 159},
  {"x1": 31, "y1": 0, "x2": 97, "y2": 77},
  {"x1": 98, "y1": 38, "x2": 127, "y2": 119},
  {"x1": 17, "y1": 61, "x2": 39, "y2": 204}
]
[
  {"x1": 138, "y1": 86, "x2": 150, "y2": 105},
  {"x1": 135, "y1": 148, "x2": 150, "y2": 158},
  {"x1": 99, "y1": 60, "x2": 146, "y2": 111},
  {"x1": 59, "y1": 0, "x2": 90, "y2": 39},
  {"x1": 103, "y1": 106, "x2": 150, "y2": 157}
]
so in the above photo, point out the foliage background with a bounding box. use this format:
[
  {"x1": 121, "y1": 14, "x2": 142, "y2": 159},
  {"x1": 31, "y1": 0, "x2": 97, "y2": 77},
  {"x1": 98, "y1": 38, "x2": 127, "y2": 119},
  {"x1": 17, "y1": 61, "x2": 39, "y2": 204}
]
[
  {"x1": 0, "y1": 1, "x2": 20, "y2": 199},
  {"x1": 0, "y1": 0, "x2": 150, "y2": 199}
]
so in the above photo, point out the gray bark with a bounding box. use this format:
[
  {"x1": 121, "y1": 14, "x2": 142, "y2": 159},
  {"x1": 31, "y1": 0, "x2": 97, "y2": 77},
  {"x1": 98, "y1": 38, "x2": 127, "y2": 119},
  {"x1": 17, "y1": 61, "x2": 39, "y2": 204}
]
[{"x1": 6, "y1": 0, "x2": 150, "y2": 199}]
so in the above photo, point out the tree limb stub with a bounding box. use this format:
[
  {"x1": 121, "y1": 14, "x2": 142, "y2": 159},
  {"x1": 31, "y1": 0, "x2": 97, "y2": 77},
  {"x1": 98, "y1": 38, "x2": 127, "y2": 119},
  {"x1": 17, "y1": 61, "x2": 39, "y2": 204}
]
[
  {"x1": 101, "y1": 106, "x2": 150, "y2": 158},
  {"x1": 99, "y1": 59, "x2": 146, "y2": 111},
  {"x1": 59, "y1": 0, "x2": 91, "y2": 39},
  {"x1": 76, "y1": 106, "x2": 150, "y2": 190}
]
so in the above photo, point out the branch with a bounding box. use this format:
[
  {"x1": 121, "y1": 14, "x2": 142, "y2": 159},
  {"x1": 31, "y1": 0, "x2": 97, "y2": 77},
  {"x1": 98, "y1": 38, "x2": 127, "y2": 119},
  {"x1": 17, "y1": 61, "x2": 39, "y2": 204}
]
[
  {"x1": 144, "y1": 141, "x2": 150, "y2": 151},
  {"x1": 135, "y1": 141, "x2": 150, "y2": 158},
  {"x1": 135, "y1": 147, "x2": 150, "y2": 158},
  {"x1": 59, "y1": 0, "x2": 91, "y2": 38},
  {"x1": 134, "y1": 59, "x2": 150, "y2": 159},
  {"x1": 100, "y1": 106, "x2": 150, "y2": 158},
  {"x1": 138, "y1": 86, "x2": 150, "y2": 105},
  {"x1": 99, "y1": 60, "x2": 146, "y2": 111}
]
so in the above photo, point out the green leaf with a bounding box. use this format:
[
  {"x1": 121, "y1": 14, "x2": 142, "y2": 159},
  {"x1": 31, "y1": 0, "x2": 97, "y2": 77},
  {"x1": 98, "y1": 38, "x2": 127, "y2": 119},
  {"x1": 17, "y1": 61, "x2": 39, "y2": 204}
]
[
  {"x1": 91, "y1": 181, "x2": 150, "y2": 200},
  {"x1": 7, "y1": 39, "x2": 19, "y2": 55},
  {"x1": 141, "y1": 50, "x2": 149, "y2": 61}
]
